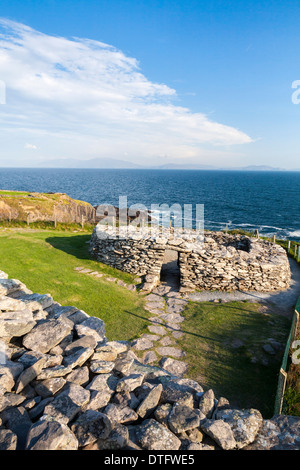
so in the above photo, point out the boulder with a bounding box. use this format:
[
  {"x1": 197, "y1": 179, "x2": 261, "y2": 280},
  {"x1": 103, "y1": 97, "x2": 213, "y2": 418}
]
[
  {"x1": 26, "y1": 415, "x2": 78, "y2": 450},
  {"x1": 23, "y1": 318, "x2": 73, "y2": 354},
  {"x1": 135, "y1": 419, "x2": 181, "y2": 450}
]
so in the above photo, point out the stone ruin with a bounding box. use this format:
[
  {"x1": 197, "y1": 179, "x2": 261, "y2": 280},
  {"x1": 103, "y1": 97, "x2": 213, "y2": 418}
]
[
  {"x1": 89, "y1": 226, "x2": 291, "y2": 293},
  {"x1": 0, "y1": 271, "x2": 299, "y2": 450}
]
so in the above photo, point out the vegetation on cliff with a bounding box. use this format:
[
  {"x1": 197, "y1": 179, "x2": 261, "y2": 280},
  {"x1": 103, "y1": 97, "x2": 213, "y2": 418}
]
[{"x1": 0, "y1": 190, "x2": 96, "y2": 224}]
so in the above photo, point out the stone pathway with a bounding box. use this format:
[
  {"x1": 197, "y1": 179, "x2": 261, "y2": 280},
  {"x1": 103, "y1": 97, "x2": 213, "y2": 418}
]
[
  {"x1": 74, "y1": 266, "x2": 190, "y2": 376},
  {"x1": 74, "y1": 267, "x2": 139, "y2": 292},
  {"x1": 132, "y1": 282, "x2": 190, "y2": 377}
]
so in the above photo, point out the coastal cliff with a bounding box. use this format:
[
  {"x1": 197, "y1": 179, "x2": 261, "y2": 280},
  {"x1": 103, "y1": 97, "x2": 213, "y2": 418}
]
[{"x1": 0, "y1": 191, "x2": 96, "y2": 224}]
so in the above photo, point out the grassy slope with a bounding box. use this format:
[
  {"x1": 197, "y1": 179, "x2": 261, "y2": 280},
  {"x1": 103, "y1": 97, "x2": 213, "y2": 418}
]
[{"x1": 0, "y1": 229, "x2": 150, "y2": 341}]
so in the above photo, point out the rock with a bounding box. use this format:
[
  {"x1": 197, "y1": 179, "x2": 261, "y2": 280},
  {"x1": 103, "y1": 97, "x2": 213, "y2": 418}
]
[
  {"x1": 212, "y1": 397, "x2": 230, "y2": 418},
  {"x1": 0, "y1": 392, "x2": 26, "y2": 412},
  {"x1": 0, "y1": 360, "x2": 24, "y2": 392},
  {"x1": 156, "y1": 347, "x2": 186, "y2": 358},
  {"x1": 116, "y1": 374, "x2": 144, "y2": 393},
  {"x1": 65, "y1": 366, "x2": 90, "y2": 386},
  {"x1": 34, "y1": 377, "x2": 66, "y2": 398},
  {"x1": 154, "y1": 403, "x2": 172, "y2": 426},
  {"x1": 84, "y1": 389, "x2": 113, "y2": 411},
  {"x1": 26, "y1": 415, "x2": 78, "y2": 450},
  {"x1": 62, "y1": 347, "x2": 94, "y2": 369},
  {"x1": 64, "y1": 335, "x2": 97, "y2": 355},
  {"x1": 71, "y1": 410, "x2": 112, "y2": 447},
  {"x1": 143, "y1": 350, "x2": 157, "y2": 364},
  {"x1": 0, "y1": 428, "x2": 18, "y2": 450},
  {"x1": 132, "y1": 337, "x2": 154, "y2": 351},
  {"x1": 161, "y1": 380, "x2": 194, "y2": 408},
  {"x1": 113, "y1": 351, "x2": 136, "y2": 375},
  {"x1": 23, "y1": 317, "x2": 73, "y2": 354},
  {"x1": 0, "y1": 309, "x2": 36, "y2": 339},
  {"x1": 21, "y1": 293, "x2": 53, "y2": 312},
  {"x1": 15, "y1": 357, "x2": 47, "y2": 393},
  {"x1": 91, "y1": 346, "x2": 118, "y2": 362},
  {"x1": 168, "y1": 403, "x2": 201, "y2": 434},
  {"x1": 198, "y1": 389, "x2": 215, "y2": 418},
  {"x1": 0, "y1": 406, "x2": 32, "y2": 449},
  {"x1": 214, "y1": 408, "x2": 263, "y2": 449},
  {"x1": 159, "y1": 357, "x2": 188, "y2": 377},
  {"x1": 86, "y1": 373, "x2": 118, "y2": 393},
  {"x1": 244, "y1": 415, "x2": 300, "y2": 450},
  {"x1": 136, "y1": 419, "x2": 181, "y2": 450},
  {"x1": 104, "y1": 404, "x2": 139, "y2": 425},
  {"x1": 89, "y1": 360, "x2": 115, "y2": 374},
  {"x1": 0, "y1": 279, "x2": 26, "y2": 296},
  {"x1": 136, "y1": 384, "x2": 163, "y2": 418},
  {"x1": 83, "y1": 424, "x2": 129, "y2": 450},
  {"x1": 44, "y1": 383, "x2": 90, "y2": 424},
  {"x1": 36, "y1": 365, "x2": 73, "y2": 380},
  {"x1": 49, "y1": 333, "x2": 74, "y2": 355},
  {"x1": 178, "y1": 427, "x2": 204, "y2": 444},
  {"x1": 201, "y1": 419, "x2": 236, "y2": 450},
  {"x1": 28, "y1": 397, "x2": 54, "y2": 421},
  {"x1": 147, "y1": 325, "x2": 167, "y2": 336},
  {"x1": 158, "y1": 336, "x2": 174, "y2": 346},
  {"x1": 75, "y1": 317, "x2": 105, "y2": 343},
  {"x1": 186, "y1": 442, "x2": 214, "y2": 450},
  {"x1": 113, "y1": 391, "x2": 139, "y2": 409}
]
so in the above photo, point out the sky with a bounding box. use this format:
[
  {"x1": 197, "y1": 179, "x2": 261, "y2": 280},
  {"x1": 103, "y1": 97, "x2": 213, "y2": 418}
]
[{"x1": 0, "y1": 0, "x2": 299, "y2": 169}]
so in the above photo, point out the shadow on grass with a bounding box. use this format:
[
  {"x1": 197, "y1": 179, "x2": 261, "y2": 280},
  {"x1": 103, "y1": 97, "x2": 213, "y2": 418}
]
[
  {"x1": 124, "y1": 309, "x2": 224, "y2": 343},
  {"x1": 46, "y1": 235, "x2": 92, "y2": 260}
]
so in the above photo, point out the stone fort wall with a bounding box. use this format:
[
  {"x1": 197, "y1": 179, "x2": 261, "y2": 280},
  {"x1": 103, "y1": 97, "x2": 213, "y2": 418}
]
[{"x1": 89, "y1": 226, "x2": 291, "y2": 293}]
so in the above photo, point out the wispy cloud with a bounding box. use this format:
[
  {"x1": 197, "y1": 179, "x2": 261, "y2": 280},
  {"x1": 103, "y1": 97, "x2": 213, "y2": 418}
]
[
  {"x1": 0, "y1": 19, "x2": 252, "y2": 165},
  {"x1": 24, "y1": 143, "x2": 38, "y2": 149}
]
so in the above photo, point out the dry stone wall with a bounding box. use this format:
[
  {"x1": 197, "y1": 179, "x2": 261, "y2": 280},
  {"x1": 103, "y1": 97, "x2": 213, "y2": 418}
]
[
  {"x1": 0, "y1": 270, "x2": 299, "y2": 450},
  {"x1": 90, "y1": 226, "x2": 291, "y2": 293}
]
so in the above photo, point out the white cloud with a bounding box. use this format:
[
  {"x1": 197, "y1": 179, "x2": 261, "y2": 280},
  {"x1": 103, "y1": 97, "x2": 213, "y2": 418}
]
[
  {"x1": 0, "y1": 18, "x2": 252, "y2": 165},
  {"x1": 24, "y1": 143, "x2": 38, "y2": 149}
]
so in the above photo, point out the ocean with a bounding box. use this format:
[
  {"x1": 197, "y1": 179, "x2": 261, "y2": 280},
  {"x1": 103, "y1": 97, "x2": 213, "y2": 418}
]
[{"x1": 0, "y1": 168, "x2": 299, "y2": 241}]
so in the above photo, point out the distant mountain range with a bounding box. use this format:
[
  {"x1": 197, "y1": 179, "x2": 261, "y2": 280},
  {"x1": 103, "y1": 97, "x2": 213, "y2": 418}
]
[{"x1": 7, "y1": 158, "x2": 300, "y2": 171}]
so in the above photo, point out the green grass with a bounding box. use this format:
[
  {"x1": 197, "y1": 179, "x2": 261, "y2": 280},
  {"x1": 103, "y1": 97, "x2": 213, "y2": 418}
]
[
  {"x1": 0, "y1": 190, "x2": 31, "y2": 197},
  {"x1": 0, "y1": 220, "x2": 96, "y2": 231},
  {"x1": 0, "y1": 229, "x2": 150, "y2": 341},
  {"x1": 178, "y1": 300, "x2": 290, "y2": 418}
]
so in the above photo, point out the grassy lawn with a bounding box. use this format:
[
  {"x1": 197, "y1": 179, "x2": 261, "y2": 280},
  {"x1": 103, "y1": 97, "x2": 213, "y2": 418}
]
[
  {"x1": 0, "y1": 229, "x2": 150, "y2": 341},
  {"x1": 178, "y1": 300, "x2": 290, "y2": 418}
]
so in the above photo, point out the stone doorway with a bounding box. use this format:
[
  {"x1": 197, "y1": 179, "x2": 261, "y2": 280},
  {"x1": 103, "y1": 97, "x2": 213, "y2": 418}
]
[{"x1": 160, "y1": 249, "x2": 181, "y2": 291}]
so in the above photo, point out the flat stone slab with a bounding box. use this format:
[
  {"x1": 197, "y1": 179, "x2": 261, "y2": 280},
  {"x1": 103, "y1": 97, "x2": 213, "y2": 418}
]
[
  {"x1": 23, "y1": 318, "x2": 73, "y2": 354},
  {"x1": 147, "y1": 325, "x2": 167, "y2": 336},
  {"x1": 158, "y1": 336, "x2": 174, "y2": 346},
  {"x1": 89, "y1": 360, "x2": 115, "y2": 374},
  {"x1": 159, "y1": 357, "x2": 188, "y2": 377},
  {"x1": 142, "y1": 351, "x2": 157, "y2": 364},
  {"x1": 0, "y1": 309, "x2": 36, "y2": 339},
  {"x1": 159, "y1": 313, "x2": 185, "y2": 323},
  {"x1": 131, "y1": 338, "x2": 154, "y2": 351},
  {"x1": 156, "y1": 347, "x2": 186, "y2": 359},
  {"x1": 75, "y1": 317, "x2": 106, "y2": 343},
  {"x1": 146, "y1": 294, "x2": 164, "y2": 302}
]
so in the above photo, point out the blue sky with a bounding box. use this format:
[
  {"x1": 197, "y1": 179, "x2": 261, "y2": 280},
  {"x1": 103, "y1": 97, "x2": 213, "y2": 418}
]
[{"x1": 0, "y1": 0, "x2": 299, "y2": 168}]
